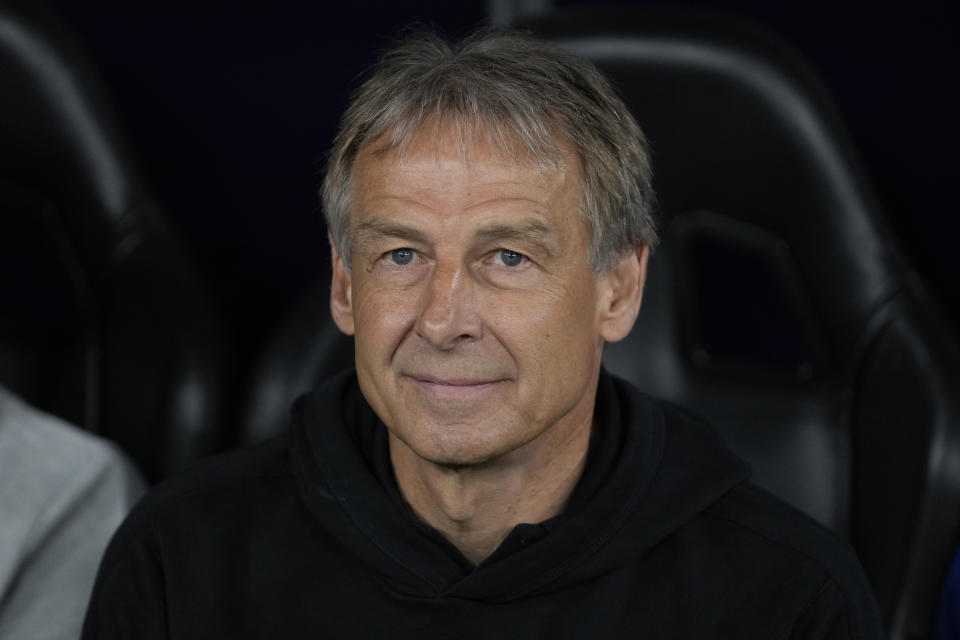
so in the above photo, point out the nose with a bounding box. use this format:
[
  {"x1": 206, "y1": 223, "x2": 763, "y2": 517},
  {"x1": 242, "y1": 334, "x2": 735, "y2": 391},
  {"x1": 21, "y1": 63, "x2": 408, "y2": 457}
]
[{"x1": 414, "y1": 263, "x2": 481, "y2": 350}]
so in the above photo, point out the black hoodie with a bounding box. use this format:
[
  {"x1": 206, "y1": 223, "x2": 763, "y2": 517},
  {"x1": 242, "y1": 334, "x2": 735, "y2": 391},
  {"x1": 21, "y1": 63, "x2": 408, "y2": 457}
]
[{"x1": 82, "y1": 370, "x2": 883, "y2": 638}]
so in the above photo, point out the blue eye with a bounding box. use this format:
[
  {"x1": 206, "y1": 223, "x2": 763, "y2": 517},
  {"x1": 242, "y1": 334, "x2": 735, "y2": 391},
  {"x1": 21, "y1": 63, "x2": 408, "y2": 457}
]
[
  {"x1": 498, "y1": 249, "x2": 525, "y2": 267},
  {"x1": 389, "y1": 248, "x2": 415, "y2": 266}
]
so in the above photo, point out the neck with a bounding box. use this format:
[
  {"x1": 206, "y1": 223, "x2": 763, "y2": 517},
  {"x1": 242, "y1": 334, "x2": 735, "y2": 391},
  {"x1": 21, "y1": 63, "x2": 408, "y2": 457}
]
[{"x1": 388, "y1": 407, "x2": 594, "y2": 566}]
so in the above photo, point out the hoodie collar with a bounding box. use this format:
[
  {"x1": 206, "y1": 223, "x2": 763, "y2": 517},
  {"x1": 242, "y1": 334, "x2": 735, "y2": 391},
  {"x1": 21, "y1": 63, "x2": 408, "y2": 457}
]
[{"x1": 290, "y1": 369, "x2": 748, "y2": 601}]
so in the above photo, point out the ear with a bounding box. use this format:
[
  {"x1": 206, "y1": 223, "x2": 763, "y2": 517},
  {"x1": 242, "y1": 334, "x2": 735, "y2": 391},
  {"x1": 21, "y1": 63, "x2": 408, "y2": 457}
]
[
  {"x1": 329, "y1": 234, "x2": 355, "y2": 336},
  {"x1": 598, "y1": 245, "x2": 649, "y2": 343}
]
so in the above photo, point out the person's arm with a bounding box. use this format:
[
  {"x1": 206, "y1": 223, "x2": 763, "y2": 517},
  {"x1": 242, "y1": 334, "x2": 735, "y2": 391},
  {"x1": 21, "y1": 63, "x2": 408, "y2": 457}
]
[{"x1": 0, "y1": 448, "x2": 144, "y2": 640}]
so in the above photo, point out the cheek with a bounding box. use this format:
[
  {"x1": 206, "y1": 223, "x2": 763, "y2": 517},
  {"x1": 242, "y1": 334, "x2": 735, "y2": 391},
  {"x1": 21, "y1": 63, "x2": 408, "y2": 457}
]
[
  {"x1": 352, "y1": 284, "x2": 418, "y2": 357},
  {"x1": 540, "y1": 271, "x2": 601, "y2": 332},
  {"x1": 486, "y1": 275, "x2": 601, "y2": 366}
]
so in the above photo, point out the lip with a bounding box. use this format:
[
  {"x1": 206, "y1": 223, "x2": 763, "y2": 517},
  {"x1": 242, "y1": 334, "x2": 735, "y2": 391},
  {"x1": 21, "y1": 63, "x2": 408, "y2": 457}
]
[{"x1": 405, "y1": 374, "x2": 505, "y2": 400}]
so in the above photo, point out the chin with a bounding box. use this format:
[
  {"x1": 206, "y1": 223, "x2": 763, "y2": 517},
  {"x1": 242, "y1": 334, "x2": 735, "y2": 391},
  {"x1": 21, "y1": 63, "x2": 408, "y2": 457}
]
[{"x1": 401, "y1": 421, "x2": 517, "y2": 468}]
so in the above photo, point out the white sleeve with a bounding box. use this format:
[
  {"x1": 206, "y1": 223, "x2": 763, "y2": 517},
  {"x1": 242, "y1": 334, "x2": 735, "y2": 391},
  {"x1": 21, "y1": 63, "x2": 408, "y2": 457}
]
[{"x1": 0, "y1": 389, "x2": 145, "y2": 640}]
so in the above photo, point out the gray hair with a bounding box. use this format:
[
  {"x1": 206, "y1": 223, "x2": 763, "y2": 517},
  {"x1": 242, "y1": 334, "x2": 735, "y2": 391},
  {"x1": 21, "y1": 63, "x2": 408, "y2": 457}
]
[{"x1": 321, "y1": 27, "x2": 657, "y2": 273}]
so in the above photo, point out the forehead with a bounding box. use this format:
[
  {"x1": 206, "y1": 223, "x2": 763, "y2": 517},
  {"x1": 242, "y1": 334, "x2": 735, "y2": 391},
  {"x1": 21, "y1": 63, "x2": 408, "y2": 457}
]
[
  {"x1": 366, "y1": 114, "x2": 571, "y2": 169},
  {"x1": 350, "y1": 119, "x2": 582, "y2": 210}
]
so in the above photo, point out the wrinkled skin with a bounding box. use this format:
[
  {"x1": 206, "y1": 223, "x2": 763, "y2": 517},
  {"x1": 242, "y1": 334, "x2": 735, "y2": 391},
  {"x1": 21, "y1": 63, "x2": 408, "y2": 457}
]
[{"x1": 330, "y1": 124, "x2": 647, "y2": 477}]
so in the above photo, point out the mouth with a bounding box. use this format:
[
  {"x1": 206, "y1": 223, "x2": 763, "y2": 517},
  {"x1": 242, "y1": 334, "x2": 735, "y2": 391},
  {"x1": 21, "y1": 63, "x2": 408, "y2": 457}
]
[{"x1": 404, "y1": 374, "x2": 506, "y2": 400}]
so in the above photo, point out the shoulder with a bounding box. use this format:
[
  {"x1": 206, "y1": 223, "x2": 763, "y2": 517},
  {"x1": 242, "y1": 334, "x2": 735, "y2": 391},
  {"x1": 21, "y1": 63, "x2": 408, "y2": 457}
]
[
  {"x1": 620, "y1": 388, "x2": 882, "y2": 637},
  {"x1": 118, "y1": 436, "x2": 292, "y2": 528},
  {"x1": 705, "y1": 482, "x2": 858, "y2": 574},
  {"x1": 0, "y1": 386, "x2": 135, "y2": 489},
  {"x1": 83, "y1": 438, "x2": 299, "y2": 638},
  {"x1": 98, "y1": 437, "x2": 294, "y2": 561},
  {"x1": 704, "y1": 482, "x2": 882, "y2": 638},
  {"x1": 0, "y1": 387, "x2": 144, "y2": 547},
  {"x1": 642, "y1": 393, "x2": 860, "y2": 584}
]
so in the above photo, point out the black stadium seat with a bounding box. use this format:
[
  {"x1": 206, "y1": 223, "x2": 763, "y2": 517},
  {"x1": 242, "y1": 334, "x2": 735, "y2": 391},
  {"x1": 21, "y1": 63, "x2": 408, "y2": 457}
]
[
  {"x1": 0, "y1": 0, "x2": 225, "y2": 481},
  {"x1": 239, "y1": 8, "x2": 960, "y2": 638}
]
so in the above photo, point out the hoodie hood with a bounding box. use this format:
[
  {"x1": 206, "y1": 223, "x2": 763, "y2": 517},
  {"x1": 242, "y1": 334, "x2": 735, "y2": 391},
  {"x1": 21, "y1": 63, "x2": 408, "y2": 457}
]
[{"x1": 289, "y1": 369, "x2": 749, "y2": 603}]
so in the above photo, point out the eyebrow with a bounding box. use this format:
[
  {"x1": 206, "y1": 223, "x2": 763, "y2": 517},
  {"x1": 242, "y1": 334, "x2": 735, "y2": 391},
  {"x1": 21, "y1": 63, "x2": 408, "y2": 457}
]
[
  {"x1": 353, "y1": 217, "x2": 558, "y2": 256},
  {"x1": 353, "y1": 218, "x2": 431, "y2": 247},
  {"x1": 472, "y1": 220, "x2": 557, "y2": 257}
]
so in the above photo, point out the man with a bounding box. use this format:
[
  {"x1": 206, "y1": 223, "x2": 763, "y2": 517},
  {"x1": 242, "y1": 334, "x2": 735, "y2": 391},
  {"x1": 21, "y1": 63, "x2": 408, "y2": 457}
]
[{"x1": 83, "y1": 28, "x2": 883, "y2": 638}]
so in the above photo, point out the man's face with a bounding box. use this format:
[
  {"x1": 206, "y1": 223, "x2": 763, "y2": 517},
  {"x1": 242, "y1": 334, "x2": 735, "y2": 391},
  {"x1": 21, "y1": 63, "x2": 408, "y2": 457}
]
[{"x1": 330, "y1": 125, "x2": 643, "y2": 467}]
